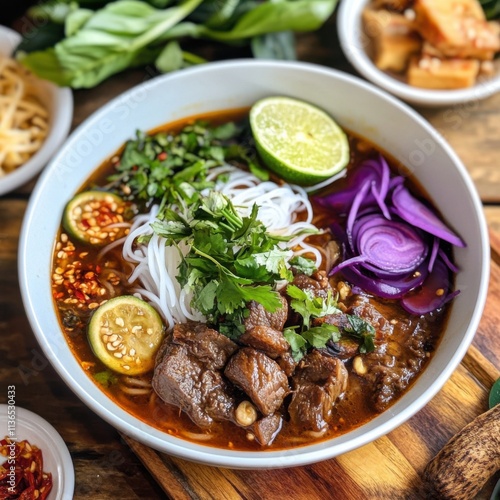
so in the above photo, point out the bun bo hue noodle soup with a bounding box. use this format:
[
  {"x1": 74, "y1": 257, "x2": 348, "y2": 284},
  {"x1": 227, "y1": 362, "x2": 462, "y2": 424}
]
[{"x1": 51, "y1": 99, "x2": 464, "y2": 451}]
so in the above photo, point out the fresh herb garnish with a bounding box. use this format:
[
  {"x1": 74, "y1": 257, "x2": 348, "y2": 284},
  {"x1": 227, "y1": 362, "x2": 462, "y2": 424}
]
[
  {"x1": 287, "y1": 285, "x2": 340, "y2": 329},
  {"x1": 107, "y1": 120, "x2": 255, "y2": 206},
  {"x1": 284, "y1": 284, "x2": 376, "y2": 360},
  {"x1": 149, "y1": 190, "x2": 314, "y2": 333},
  {"x1": 94, "y1": 370, "x2": 118, "y2": 387},
  {"x1": 343, "y1": 315, "x2": 376, "y2": 354},
  {"x1": 284, "y1": 285, "x2": 341, "y2": 361}
]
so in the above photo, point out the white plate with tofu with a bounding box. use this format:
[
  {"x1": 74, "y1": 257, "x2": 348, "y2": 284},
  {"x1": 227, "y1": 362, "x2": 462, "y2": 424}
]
[{"x1": 338, "y1": 0, "x2": 500, "y2": 107}]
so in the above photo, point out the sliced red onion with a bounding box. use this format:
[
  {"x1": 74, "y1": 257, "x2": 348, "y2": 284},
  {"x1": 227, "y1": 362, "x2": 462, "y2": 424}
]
[
  {"x1": 346, "y1": 180, "x2": 372, "y2": 249},
  {"x1": 400, "y1": 258, "x2": 454, "y2": 314},
  {"x1": 319, "y1": 154, "x2": 464, "y2": 314},
  {"x1": 355, "y1": 216, "x2": 427, "y2": 273},
  {"x1": 340, "y1": 261, "x2": 428, "y2": 299},
  {"x1": 391, "y1": 184, "x2": 465, "y2": 248},
  {"x1": 316, "y1": 157, "x2": 385, "y2": 213}
]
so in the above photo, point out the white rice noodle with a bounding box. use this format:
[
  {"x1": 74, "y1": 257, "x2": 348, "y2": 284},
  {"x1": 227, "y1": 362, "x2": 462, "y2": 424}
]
[{"x1": 116, "y1": 165, "x2": 323, "y2": 328}]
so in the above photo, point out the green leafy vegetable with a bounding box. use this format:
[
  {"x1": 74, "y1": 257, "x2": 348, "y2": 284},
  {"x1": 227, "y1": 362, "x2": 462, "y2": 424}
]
[
  {"x1": 19, "y1": 0, "x2": 205, "y2": 88},
  {"x1": 285, "y1": 284, "x2": 375, "y2": 360},
  {"x1": 18, "y1": 0, "x2": 338, "y2": 88},
  {"x1": 489, "y1": 377, "x2": 500, "y2": 408}
]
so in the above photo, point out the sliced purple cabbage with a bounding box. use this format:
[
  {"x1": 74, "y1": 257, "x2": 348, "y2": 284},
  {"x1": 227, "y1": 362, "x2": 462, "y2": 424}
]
[{"x1": 316, "y1": 154, "x2": 464, "y2": 314}]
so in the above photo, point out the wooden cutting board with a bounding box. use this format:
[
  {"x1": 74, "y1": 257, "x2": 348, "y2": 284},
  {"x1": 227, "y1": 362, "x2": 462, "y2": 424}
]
[{"x1": 119, "y1": 229, "x2": 500, "y2": 500}]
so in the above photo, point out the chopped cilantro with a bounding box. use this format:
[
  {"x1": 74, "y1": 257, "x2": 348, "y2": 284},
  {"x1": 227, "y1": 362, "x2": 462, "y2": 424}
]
[
  {"x1": 94, "y1": 371, "x2": 118, "y2": 387},
  {"x1": 108, "y1": 120, "x2": 252, "y2": 206},
  {"x1": 151, "y1": 190, "x2": 315, "y2": 335},
  {"x1": 343, "y1": 315, "x2": 376, "y2": 354},
  {"x1": 285, "y1": 284, "x2": 376, "y2": 360}
]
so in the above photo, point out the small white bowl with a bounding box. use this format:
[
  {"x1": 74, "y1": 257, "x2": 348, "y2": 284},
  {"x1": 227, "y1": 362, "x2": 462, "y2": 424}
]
[
  {"x1": 337, "y1": 0, "x2": 500, "y2": 107},
  {"x1": 0, "y1": 404, "x2": 74, "y2": 499},
  {"x1": 19, "y1": 60, "x2": 489, "y2": 469},
  {"x1": 0, "y1": 25, "x2": 73, "y2": 196}
]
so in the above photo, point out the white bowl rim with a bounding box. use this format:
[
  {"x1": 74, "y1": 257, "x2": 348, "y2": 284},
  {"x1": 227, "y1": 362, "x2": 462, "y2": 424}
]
[
  {"x1": 0, "y1": 404, "x2": 75, "y2": 499},
  {"x1": 18, "y1": 59, "x2": 490, "y2": 469},
  {"x1": 337, "y1": 0, "x2": 500, "y2": 107},
  {"x1": 0, "y1": 25, "x2": 73, "y2": 196}
]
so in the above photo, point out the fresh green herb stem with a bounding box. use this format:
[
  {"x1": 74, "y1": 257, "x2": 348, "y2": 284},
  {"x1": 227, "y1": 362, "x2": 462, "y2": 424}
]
[{"x1": 18, "y1": 0, "x2": 339, "y2": 88}]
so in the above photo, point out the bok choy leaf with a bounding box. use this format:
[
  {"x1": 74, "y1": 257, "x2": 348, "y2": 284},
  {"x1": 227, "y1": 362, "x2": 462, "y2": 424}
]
[{"x1": 18, "y1": 0, "x2": 338, "y2": 89}]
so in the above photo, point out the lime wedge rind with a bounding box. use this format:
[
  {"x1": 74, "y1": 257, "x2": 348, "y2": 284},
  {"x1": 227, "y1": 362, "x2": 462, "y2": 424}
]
[{"x1": 250, "y1": 96, "x2": 350, "y2": 186}]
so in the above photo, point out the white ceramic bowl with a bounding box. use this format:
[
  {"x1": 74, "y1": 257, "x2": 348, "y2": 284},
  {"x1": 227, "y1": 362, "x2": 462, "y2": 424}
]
[
  {"x1": 0, "y1": 25, "x2": 73, "y2": 196},
  {"x1": 0, "y1": 405, "x2": 74, "y2": 499},
  {"x1": 337, "y1": 0, "x2": 500, "y2": 107},
  {"x1": 19, "y1": 60, "x2": 489, "y2": 469}
]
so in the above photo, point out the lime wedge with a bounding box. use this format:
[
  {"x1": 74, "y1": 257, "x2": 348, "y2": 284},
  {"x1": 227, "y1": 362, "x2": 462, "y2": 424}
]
[{"x1": 250, "y1": 96, "x2": 350, "y2": 186}]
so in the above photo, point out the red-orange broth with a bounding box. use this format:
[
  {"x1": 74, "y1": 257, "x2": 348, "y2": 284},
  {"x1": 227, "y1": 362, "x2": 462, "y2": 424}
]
[{"x1": 51, "y1": 108, "x2": 450, "y2": 451}]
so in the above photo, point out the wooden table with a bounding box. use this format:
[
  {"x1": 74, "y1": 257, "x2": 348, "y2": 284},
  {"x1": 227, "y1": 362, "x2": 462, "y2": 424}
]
[{"x1": 2, "y1": 13, "x2": 500, "y2": 500}]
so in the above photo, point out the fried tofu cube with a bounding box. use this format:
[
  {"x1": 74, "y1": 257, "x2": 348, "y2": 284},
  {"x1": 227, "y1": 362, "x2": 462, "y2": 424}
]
[
  {"x1": 363, "y1": 8, "x2": 422, "y2": 72},
  {"x1": 414, "y1": 0, "x2": 500, "y2": 60},
  {"x1": 407, "y1": 55, "x2": 480, "y2": 89},
  {"x1": 421, "y1": 41, "x2": 447, "y2": 58}
]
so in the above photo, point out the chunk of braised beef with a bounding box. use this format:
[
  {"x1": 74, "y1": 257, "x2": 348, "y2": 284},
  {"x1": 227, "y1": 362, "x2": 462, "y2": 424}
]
[
  {"x1": 172, "y1": 321, "x2": 238, "y2": 370},
  {"x1": 345, "y1": 295, "x2": 429, "y2": 411},
  {"x1": 248, "y1": 413, "x2": 283, "y2": 447},
  {"x1": 357, "y1": 325, "x2": 428, "y2": 411},
  {"x1": 347, "y1": 295, "x2": 393, "y2": 341},
  {"x1": 244, "y1": 295, "x2": 288, "y2": 332},
  {"x1": 292, "y1": 270, "x2": 333, "y2": 299},
  {"x1": 312, "y1": 314, "x2": 359, "y2": 360},
  {"x1": 288, "y1": 351, "x2": 348, "y2": 432},
  {"x1": 240, "y1": 325, "x2": 290, "y2": 359},
  {"x1": 152, "y1": 343, "x2": 235, "y2": 428},
  {"x1": 224, "y1": 348, "x2": 289, "y2": 416},
  {"x1": 276, "y1": 351, "x2": 297, "y2": 377},
  {"x1": 325, "y1": 338, "x2": 360, "y2": 360}
]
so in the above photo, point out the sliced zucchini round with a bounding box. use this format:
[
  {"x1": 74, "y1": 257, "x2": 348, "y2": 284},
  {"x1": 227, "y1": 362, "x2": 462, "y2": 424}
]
[
  {"x1": 88, "y1": 295, "x2": 165, "y2": 375},
  {"x1": 63, "y1": 190, "x2": 128, "y2": 246}
]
